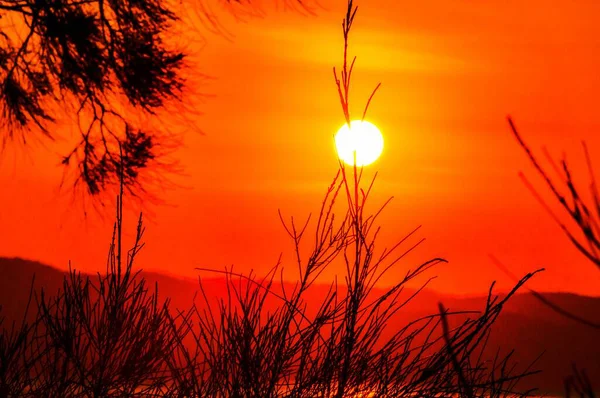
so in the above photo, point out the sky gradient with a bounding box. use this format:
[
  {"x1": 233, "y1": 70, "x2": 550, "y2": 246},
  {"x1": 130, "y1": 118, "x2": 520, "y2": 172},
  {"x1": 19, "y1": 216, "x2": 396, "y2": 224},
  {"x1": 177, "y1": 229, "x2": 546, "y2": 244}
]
[{"x1": 1, "y1": 0, "x2": 599, "y2": 295}]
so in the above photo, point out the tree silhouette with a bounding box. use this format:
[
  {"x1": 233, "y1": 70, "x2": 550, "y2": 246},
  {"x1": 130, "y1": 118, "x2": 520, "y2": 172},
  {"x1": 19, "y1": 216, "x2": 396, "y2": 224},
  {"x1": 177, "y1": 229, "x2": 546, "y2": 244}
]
[
  {"x1": 0, "y1": 0, "x2": 312, "y2": 199},
  {"x1": 0, "y1": 0, "x2": 185, "y2": 198}
]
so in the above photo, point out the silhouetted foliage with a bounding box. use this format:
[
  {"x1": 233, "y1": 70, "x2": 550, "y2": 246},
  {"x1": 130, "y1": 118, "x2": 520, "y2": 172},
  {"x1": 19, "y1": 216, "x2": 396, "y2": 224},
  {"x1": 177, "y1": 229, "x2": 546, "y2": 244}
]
[
  {"x1": 33, "y1": 193, "x2": 180, "y2": 396},
  {"x1": 0, "y1": 0, "x2": 314, "y2": 200},
  {"x1": 509, "y1": 118, "x2": 600, "y2": 272},
  {"x1": 507, "y1": 118, "x2": 600, "y2": 393},
  {"x1": 506, "y1": 119, "x2": 600, "y2": 329},
  {"x1": 565, "y1": 365, "x2": 597, "y2": 398},
  {"x1": 0, "y1": 0, "x2": 185, "y2": 198},
  {"x1": 0, "y1": 2, "x2": 542, "y2": 396},
  {"x1": 174, "y1": 166, "x2": 540, "y2": 396},
  {"x1": 163, "y1": 3, "x2": 539, "y2": 396},
  {"x1": 0, "y1": 174, "x2": 542, "y2": 397},
  {"x1": 0, "y1": 280, "x2": 42, "y2": 397}
]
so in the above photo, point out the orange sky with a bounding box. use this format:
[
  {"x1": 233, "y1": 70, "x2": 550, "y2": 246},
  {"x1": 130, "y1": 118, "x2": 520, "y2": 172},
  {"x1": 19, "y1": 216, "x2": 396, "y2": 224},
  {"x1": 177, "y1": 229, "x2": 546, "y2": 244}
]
[{"x1": 1, "y1": 0, "x2": 600, "y2": 295}]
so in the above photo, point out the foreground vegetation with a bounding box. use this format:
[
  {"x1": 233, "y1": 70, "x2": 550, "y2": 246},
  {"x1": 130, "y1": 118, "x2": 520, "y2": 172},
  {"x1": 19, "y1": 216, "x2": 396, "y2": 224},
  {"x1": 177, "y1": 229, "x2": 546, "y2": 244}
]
[
  {"x1": 0, "y1": 163, "x2": 544, "y2": 397},
  {"x1": 3, "y1": 1, "x2": 597, "y2": 396}
]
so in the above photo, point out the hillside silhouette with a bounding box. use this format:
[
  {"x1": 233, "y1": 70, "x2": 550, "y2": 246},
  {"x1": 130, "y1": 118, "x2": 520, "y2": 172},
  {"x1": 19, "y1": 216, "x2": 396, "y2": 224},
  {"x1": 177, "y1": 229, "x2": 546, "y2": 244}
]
[{"x1": 1, "y1": 256, "x2": 598, "y2": 395}]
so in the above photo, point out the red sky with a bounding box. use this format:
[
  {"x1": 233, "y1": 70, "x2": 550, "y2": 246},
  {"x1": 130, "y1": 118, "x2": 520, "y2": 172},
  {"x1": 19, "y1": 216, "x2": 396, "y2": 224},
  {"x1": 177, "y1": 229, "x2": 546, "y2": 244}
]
[{"x1": 1, "y1": 0, "x2": 600, "y2": 296}]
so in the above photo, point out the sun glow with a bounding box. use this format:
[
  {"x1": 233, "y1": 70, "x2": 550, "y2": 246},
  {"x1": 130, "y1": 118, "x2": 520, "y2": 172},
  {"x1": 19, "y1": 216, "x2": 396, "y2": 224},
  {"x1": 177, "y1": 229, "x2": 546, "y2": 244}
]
[{"x1": 335, "y1": 120, "x2": 384, "y2": 167}]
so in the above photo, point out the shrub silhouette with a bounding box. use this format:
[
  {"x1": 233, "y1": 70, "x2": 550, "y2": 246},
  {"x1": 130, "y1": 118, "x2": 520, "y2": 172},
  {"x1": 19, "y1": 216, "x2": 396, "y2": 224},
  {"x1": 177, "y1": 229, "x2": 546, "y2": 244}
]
[
  {"x1": 167, "y1": 168, "x2": 540, "y2": 397},
  {"x1": 0, "y1": 175, "x2": 541, "y2": 396},
  {"x1": 509, "y1": 118, "x2": 600, "y2": 273},
  {"x1": 507, "y1": 118, "x2": 599, "y2": 396},
  {"x1": 0, "y1": 280, "x2": 43, "y2": 397},
  {"x1": 161, "y1": 2, "x2": 540, "y2": 396}
]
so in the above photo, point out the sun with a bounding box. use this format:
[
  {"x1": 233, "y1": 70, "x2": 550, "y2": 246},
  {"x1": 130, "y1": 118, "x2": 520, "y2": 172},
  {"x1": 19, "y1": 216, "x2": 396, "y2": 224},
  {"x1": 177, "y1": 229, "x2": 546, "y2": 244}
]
[{"x1": 335, "y1": 120, "x2": 384, "y2": 167}]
